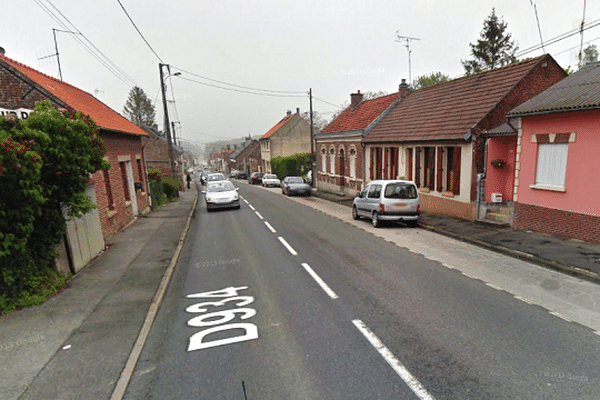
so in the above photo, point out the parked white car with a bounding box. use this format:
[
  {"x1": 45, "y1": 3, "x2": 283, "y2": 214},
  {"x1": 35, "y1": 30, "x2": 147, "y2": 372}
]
[
  {"x1": 352, "y1": 180, "x2": 420, "y2": 228},
  {"x1": 262, "y1": 174, "x2": 281, "y2": 188}
]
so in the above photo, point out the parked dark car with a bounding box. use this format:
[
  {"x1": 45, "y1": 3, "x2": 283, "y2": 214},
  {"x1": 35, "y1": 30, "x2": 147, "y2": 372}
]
[
  {"x1": 237, "y1": 171, "x2": 248, "y2": 180},
  {"x1": 281, "y1": 176, "x2": 311, "y2": 196},
  {"x1": 248, "y1": 172, "x2": 263, "y2": 185}
]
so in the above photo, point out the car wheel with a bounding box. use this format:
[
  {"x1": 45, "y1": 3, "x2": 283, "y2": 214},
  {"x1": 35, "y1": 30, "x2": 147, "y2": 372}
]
[
  {"x1": 371, "y1": 212, "x2": 380, "y2": 228},
  {"x1": 352, "y1": 206, "x2": 360, "y2": 220}
]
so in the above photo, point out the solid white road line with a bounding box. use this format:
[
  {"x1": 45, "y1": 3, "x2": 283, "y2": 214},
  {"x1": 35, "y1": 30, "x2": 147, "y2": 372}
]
[
  {"x1": 301, "y1": 263, "x2": 339, "y2": 299},
  {"x1": 264, "y1": 221, "x2": 276, "y2": 233},
  {"x1": 278, "y1": 236, "x2": 298, "y2": 255},
  {"x1": 255, "y1": 211, "x2": 264, "y2": 220},
  {"x1": 352, "y1": 320, "x2": 437, "y2": 400}
]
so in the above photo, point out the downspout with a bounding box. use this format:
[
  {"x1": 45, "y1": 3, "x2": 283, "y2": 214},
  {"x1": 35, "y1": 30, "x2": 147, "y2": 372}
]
[{"x1": 476, "y1": 134, "x2": 489, "y2": 220}]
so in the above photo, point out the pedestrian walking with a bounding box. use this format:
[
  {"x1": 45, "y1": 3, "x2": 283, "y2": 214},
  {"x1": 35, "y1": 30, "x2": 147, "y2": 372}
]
[{"x1": 186, "y1": 172, "x2": 192, "y2": 189}]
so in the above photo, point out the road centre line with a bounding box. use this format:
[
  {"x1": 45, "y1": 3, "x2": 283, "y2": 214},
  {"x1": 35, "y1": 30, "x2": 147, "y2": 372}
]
[
  {"x1": 301, "y1": 263, "x2": 339, "y2": 299},
  {"x1": 352, "y1": 320, "x2": 437, "y2": 400},
  {"x1": 255, "y1": 211, "x2": 264, "y2": 220},
  {"x1": 278, "y1": 236, "x2": 298, "y2": 256},
  {"x1": 248, "y1": 204, "x2": 255, "y2": 211},
  {"x1": 264, "y1": 221, "x2": 276, "y2": 233}
]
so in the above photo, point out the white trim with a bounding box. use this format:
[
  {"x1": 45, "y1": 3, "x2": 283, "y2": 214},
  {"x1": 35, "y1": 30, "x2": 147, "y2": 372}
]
[{"x1": 529, "y1": 184, "x2": 566, "y2": 192}]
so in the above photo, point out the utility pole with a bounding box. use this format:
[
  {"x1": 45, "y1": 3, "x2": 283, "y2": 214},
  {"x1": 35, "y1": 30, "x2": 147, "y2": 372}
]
[
  {"x1": 159, "y1": 63, "x2": 177, "y2": 177},
  {"x1": 309, "y1": 88, "x2": 315, "y2": 187},
  {"x1": 395, "y1": 33, "x2": 420, "y2": 85}
]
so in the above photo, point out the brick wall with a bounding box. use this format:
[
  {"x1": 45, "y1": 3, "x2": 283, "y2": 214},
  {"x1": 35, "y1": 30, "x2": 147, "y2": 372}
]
[
  {"x1": 316, "y1": 138, "x2": 364, "y2": 196},
  {"x1": 420, "y1": 193, "x2": 476, "y2": 220},
  {"x1": 513, "y1": 202, "x2": 600, "y2": 244}
]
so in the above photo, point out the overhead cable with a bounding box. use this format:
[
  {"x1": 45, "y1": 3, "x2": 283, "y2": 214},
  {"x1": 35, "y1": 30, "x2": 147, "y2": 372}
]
[{"x1": 115, "y1": 0, "x2": 164, "y2": 63}]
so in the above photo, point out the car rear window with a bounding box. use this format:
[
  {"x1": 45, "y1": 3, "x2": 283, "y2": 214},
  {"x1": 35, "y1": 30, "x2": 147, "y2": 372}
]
[
  {"x1": 288, "y1": 177, "x2": 303, "y2": 183},
  {"x1": 384, "y1": 183, "x2": 418, "y2": 199},
  {"x1": 207, "y1": 181, "x2": 235, "y2": 192}
]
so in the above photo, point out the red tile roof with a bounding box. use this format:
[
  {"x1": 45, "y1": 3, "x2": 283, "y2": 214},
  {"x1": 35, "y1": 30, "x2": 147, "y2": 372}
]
[
  {"x1": 321, "y1": 92, "x2": 402, "y2": 133},
  {"x1": 261, "y1": 113, "x2": 296, "y2": 139},
  {"x1": 0, "y1": 54, "x2": 147, "y2": 137},
  {"x1": 366, "y1": 56, "x2": 553, "y2": 143}
]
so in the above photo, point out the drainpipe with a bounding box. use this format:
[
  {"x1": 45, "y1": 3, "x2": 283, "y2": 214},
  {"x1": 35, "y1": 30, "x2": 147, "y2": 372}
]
[{"x1": 475, "y1": 137, "x2": 489, "y2": 220}]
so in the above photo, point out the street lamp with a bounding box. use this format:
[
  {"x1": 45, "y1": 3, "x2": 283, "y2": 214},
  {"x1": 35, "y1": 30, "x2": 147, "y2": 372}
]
[{"x1": 159, "y1": 63, "x2": 181, "y2": 178}]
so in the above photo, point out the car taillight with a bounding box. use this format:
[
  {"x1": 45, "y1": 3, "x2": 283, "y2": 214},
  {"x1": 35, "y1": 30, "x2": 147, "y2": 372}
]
[
  {"x1": 417, "y1": 204, "x2": 421, "y2": 213},
  {"x1": 380, "y1": 204, "x2": 385, "y2": 212}
]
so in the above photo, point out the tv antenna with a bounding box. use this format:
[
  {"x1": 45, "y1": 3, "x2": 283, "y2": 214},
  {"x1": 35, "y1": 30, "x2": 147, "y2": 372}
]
[
  {"x1": 395, "y1": 33, "x2": 420, "y2": 85},
  {"x1": 38, "y1": 28, "x2": 81, "y2": 81}
]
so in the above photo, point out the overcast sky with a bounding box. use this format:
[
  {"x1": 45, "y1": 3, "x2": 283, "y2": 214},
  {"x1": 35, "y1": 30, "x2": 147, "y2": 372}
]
[{"x1": 3, "y1": 1, "x2": 598, "y2": 150}]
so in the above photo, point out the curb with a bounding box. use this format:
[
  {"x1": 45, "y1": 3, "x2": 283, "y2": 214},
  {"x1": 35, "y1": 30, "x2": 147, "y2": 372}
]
[
  {"x1": 418, "y1": 223, "x2": 600, "y2": 285},
  {"x1": 110, "y1": 186, "x2": 199, "y2": 400}
]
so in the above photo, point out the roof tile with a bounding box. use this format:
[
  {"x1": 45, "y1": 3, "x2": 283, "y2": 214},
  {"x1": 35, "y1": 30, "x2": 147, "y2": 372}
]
[
  {"x1": 321, "y1": 92, "x2": 401, "y2": 133},
  {"x1": 0, "y1": 54, "x2": 147, "y2": 137}
]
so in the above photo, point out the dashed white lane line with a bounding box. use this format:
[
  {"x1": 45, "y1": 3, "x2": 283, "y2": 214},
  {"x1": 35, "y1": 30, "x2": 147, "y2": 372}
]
[
  {"x1": 278, "y1": 236, "x2": 298, "y2": 256},
  {"x1": 255, "y1": 211, "x2": 264, "y2": 220},
  {"x1": 265, "y1": 221, "x2": 276, "y2": 233},
  {"x1": 352, "y1": 320, "x2": 436, "y2": 400},
  {"x1": 248, "y1": 204, "x2": 256, "y2": 211},
  {"x1": 301, "y1": 263, "x2": 339, "y2": 299}
]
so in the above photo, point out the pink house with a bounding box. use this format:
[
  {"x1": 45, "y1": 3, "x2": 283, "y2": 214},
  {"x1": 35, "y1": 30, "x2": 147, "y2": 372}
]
[{"x1": 507, "y1": 62, "x2": 600, "y2": 243}]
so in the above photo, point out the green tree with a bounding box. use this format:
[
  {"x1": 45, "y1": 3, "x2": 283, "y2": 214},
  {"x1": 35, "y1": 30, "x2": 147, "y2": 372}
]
[
  {"x1": 461, "y1": 8, "x2": 518, "y2": 75},
  {"x1": 412, "y1": 72, "x2": 450, "y2": 90},
  {"x1": 0, "y1": 101, "x2": 109, "y2": 314},
  {"x1": 580, "y1": 44, "x2": 599, "y2": 68},
  {"x1": 123, "y1": 86, "x2": 156, "y2": 127}
]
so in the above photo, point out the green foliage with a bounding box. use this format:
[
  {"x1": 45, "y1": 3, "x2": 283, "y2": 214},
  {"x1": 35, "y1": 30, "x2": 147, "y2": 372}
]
[
  {"x1": 0, "y1": 101, "x2": 108, "y2": 314},
  {"x1": 161, "y1": 176, "x2": 180, "y2": 199},
  {"x1": 412, "y1": 72, "x2": 450, "y2": 90},
  {"x1": 461, "y1": 8, "x2": 518, "y2": 75},
  {"x1": 123, "y1": 86, "x2": 156, "y2": 127},
  {"x1": 147, "y1": 168, "x2": 163, "y2": 182},
  {"x1": 580, "y1": 44, "x2": 598, "y2": 69},
  {"x1": 271, "y1": 152, "x2": 312, "y2": 179}
]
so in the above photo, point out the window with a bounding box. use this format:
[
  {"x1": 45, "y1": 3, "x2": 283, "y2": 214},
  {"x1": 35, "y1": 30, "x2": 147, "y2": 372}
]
[
  {"x1": 536, "y1": 143, "x2": 568, "y2": 188},
  {"x1": 532, "y1": 133, "x2": 571, "y2": 190},
  {"x1": 329, "y1": 148, "x2": 335, "y2": 174},
  {"x1": 384, "y1": 183, "x2": 418, "y2": 199},
  {"x1": 349, "y1": 148, "x2": 357, "y2": 178},
  {"x1": 321, "y1": 148, "x2": 327, "y2": 172},
  {"x1": 367, "y1": 184, "x2": 381, "y2": 198},
  {"x1": 103, "y1": 168, "x2": 115, "y2": 210},
  {"x1": 120, "y1": 162, "x2": 131, "y2": 202},
  {"x1": 136, "y1": 158, "x2": 145, "y2": 192}
]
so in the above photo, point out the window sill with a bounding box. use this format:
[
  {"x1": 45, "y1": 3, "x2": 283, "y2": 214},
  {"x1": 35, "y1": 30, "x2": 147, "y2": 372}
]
[
  {"x1": 529, "y1": 184, "x2": 566, "y2": 192},
  {"x1": 107, "y1": 209, "x2": 117, "y2": 218},
  {"x1": 441, "y1": 191, "x2": 455, "y2": 198}
]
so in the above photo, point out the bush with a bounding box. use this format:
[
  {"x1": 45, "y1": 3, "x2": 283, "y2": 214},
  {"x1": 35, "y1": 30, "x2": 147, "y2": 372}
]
[
  {"x1": 271, "y1": 152, "x2": 312, "y2": 178},
  {"x1": 161, "y1": 176, "x2": 180, "y2": 199}
]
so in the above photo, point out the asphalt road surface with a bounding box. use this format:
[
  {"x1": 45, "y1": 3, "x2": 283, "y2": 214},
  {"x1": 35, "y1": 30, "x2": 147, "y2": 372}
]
[{"x1": 124, "y1": 181, "x2": 600, "y2": 399}]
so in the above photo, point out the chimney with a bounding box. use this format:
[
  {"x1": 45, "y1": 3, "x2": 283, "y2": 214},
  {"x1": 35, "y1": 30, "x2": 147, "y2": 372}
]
[
  {"x1": 296, "y1": 107, "x2": 300, "y2": 114},
  {"x1": 399, "y1": 79, "x2": 409, "y2": 96},
  {"x1": 350, "y1": 90, "x2": 363, "y2": 108},
  {"x1": 0, "y1": 47, "x2": 5, "y2": 56},
  {"x1": 286, "y1": 110, "x2": 292, "y2": 116}
]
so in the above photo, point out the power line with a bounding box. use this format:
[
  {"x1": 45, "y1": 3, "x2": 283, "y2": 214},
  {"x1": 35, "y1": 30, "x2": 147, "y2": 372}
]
[
  {"x1": 171, "y1": 65, "x2": 306, "y2": 95},
  {"x1": 175, "y1": 75, "x2": 307, "y2": 98},
  {"x1": 115, "y1": 0, "x2": 164, "y2": 63},
  {"x1": 313, "y1": 96, "x2": 341, "y2": 108}
]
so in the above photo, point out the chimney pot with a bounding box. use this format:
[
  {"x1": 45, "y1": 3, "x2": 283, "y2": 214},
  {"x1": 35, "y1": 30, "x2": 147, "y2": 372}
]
[
  {"x1": 399, "y1": 79, "x2": 410, "y2": 95},
  {"x1": 286, "y1": 110, "x2": 292, "y2": 116},
  {"x1": 296, "y1": 107, "x2": 300, "y2": 114}
]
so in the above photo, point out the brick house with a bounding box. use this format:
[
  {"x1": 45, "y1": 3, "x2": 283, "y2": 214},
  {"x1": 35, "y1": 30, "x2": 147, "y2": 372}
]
[
  {"x1": 506, "y1": 61, "x2": 600, "y2": 243},
  {"x1": 143, "y1": 125, "x2": 184, "y2": 178},
  {"x1": 228, "y1": 138, "x2": 261, "y2": 174},
  {"x1": 1, "y1": 54, "x2": 150, "y2": 272},
  {"x1": 260, "y1": 108, "x2": 311, "y2": 174},
  {"x1": 364, "y1": 55, "x2": 566, "y2": 220},
  {"x1": 314, "y1": 83, "x2": 407, "y2": 196}
]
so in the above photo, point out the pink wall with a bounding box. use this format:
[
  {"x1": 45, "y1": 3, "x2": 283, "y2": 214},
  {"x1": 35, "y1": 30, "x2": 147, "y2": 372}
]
[
  {"x1": 517, "y1": 110, "x2": 600, "y2": 216},
  {"x1": 485, "y1": 136, "x2": 517, "y2": 202}
]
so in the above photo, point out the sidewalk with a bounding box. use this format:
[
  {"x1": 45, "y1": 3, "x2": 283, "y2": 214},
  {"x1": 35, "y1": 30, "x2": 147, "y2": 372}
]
[
  {"x1": 0, "y1": 187, "x2": 198, "y2": 400},
  {"x1": 312, "y1": 189, "x2": 600, "y2": 284}
]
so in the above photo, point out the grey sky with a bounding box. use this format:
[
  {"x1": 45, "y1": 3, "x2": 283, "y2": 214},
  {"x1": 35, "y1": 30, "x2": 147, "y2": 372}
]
[{"x1": 3, "y1": 1, "x2": 597, "y2": 149}]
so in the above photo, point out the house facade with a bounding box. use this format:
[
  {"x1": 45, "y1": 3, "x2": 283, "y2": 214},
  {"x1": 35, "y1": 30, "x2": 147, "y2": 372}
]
[
  {"x1": 506, "y1": 62, "x2": 600, "y2": 243},
  {"x1": 260, "y1": 108, "x2": 311, "y2": 173},
  {"x1": 364, "y1": 55, "x2": 566, "y2": 220},
  {"x1": 314, "y1": 84, "x2": 406, "y2": 196},
  {"x1": 229, "y1": 138, "x2": 261, "y2": 174},
  {"x1": 0, "y1": 54, "x2": 150, "y2": 272}
]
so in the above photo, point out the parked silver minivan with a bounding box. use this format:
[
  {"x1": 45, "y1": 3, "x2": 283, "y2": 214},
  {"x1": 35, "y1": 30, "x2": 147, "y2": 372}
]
[{"x1": 352, "y1": 180, "x2": 420, "y2": 228}]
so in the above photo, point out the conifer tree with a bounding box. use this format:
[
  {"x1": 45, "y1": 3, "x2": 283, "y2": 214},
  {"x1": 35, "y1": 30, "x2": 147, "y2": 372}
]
[{"x1": 123, "y1": 86, "x2": 156, "y2": 127}]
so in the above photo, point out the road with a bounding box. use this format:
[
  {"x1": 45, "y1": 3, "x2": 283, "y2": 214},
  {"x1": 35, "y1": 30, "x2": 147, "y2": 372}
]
[{"x1": 124, "y1": 180, "x2": 600, "y2": 399}]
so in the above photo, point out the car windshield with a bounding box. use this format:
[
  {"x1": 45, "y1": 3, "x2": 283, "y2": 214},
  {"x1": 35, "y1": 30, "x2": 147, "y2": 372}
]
[
  {"x1": 206, "y1": 181, "x2": 235, "y2": 192},
  {"x1": 287, "y1": 177, "x2": 304, "y2": 183},
  {"x1": 384, "y1": 183, "x2": 418, "y2": 199},
  {"x1": 208, "y1": 174, "x2": 225, "y2": 181}
]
